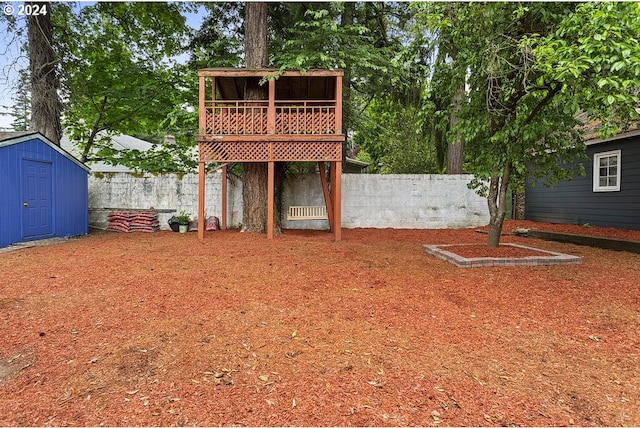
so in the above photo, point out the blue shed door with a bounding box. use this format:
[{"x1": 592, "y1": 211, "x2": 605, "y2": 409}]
[{"x1": 22, "y1": 159, "x2": 53, "y2": 238}]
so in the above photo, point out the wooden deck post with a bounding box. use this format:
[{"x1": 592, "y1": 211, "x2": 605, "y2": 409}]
[
  {"x1": 331, "y1": 161, "x2": 342, "y2": 241},
  {"x1": 198, "y1": 160, "x2": 205, "y2": 240},
  {"x1": 198, "y1": 75, "x2": 206, "y2": 134},
  {"x1": 318, "y1": 161, "x2": 334, "y2": 232},
  {"x1": 267, "y1": 161, "x2": 275, "y2": 239},
  {"x1": 210, "y1": 76, "x2": 216, "y2": 133},
  {"x1": 335, "y1": 74, "x2": 343, "y2": 134},
  {"x1": 221, "y1": 163, "x2": 227, "y2": 229},
  {"x1": 267, "y1": 78, "x2": 276, "y2": 134},
  {"x1": 334, "y1": 73, "x2": 343, "y2": 241}
]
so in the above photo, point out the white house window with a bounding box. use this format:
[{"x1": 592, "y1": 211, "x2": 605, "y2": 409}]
[{"x1": 593, "y1": 150, "x2": 621, "y2": 192}]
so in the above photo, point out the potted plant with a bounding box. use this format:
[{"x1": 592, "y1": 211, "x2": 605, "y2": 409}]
[{"x1": 175, "y1": 211, "x2": 191, "y2": 233}]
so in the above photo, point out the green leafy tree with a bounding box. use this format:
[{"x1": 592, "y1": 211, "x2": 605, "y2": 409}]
[
  {"x1": 273, "y1": 3, "x2": 416, "y2": 145},
  {"x1": 353, "y1": 93, "x2": 439, "y2": 174},
  {"x1": 532, "y1": 2, "x2": 640, "y2": 137},
  {"x1": 415, "y1": 2, "x2": 640, "y2": 246},
  {"x1": 188, "y1": 2, "x2": 426, "y2": 175},
  {"x1": 56, "y1": 2, "x2": 197, "y2": 171},
  {"x1": 87, "y1": 134, "x2": 197, "y2": 174},
  {"x1": 187, "y1": 2, "x2": 244, "y2": 69},
  {"x1": 416, "y1": 3, "x2": 468, "y2": 174}
]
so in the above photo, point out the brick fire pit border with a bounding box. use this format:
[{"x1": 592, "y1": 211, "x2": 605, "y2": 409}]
[{"x1": 423, "y1": 243, "x2": 583, "y2": 268}]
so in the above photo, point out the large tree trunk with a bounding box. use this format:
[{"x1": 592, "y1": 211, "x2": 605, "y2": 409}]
[
  {"x1": 242, "y1": 2, "x2": 282, "y2": 235},
  {"x1": 512, "y1": 189, "x2": 525, "y2": 220},
  {"x1": 446, "y1": 82, "x2": 465, "y2": 174},
  {"x1": 486, "y1": 162, "x2": 512, "y2": 247},
  {"x1": 244, "y1": 2, "x2": 268, "y2": 68},
  {"x1": 242, "y1": 163, "x2": 269, "y2": 233},
  {"x1": 27, "y1": 1, "x2": 62, "y2": 145}
]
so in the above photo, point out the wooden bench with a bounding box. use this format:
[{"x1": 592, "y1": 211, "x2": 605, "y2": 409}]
[{"x1": 287, "y1": 205, "x2": 328, "y2": 220}]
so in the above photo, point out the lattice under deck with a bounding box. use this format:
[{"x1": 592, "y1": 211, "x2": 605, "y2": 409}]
[{"x1": 199, "y1": 141, "x2": 342, "y2": 162}]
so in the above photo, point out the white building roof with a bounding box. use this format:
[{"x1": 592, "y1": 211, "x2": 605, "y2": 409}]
[{"x1": 60, "y1": 133, "x2": 155, "y2": 173}]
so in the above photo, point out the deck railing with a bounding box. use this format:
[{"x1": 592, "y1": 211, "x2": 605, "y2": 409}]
[{"x1": 203, "y1": 100, "x2": 338, "y2": 135}]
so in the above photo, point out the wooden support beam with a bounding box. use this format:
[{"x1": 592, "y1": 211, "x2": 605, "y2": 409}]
[
  {"x1": 198, "y1": 68, "x2": 343, "y2": 79},
  {"x1": 196, "y1": 134, "x2": 344, "y2": 143},
  {"x1": 198, "y1": 160, "x2": 205, "y2": 240},
  {"x1": 331, "y1": 161, "x2": 342, "y2": 241},
  {"x1": 221, "y1": 163, "x2": 228, "y2": 229},
  {"x1": 318, "y1": 161, "x2": 334, "y2": 231},
  {"x1": 199, "y1": 76, "x2": 206, "y2": 133},
  {"x1": 210, "y1": 77, "x2": 216, "y2": 133},
  {"x1": 267, "y1": 161, "x2": 275, "y2": 240},
  {"x1": 335, "y1": 74, "x2": 343, "y2": 134},
  {"x1": 267, "y1": 78, "x2": 276, "y2": 134},
  {"x1": 333, "y1": 73, "x2": 343, "y2": 241}
]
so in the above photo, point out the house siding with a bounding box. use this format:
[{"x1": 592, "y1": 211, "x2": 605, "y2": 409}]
[
  {"x1": 0, "y1": 135, "x2": 89, "y2": 247},
  {"x1": 526, "y1": 136, "x2": 640, "y2": 230}
]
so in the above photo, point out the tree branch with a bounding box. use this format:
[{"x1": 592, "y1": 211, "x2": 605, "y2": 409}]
[{"x1": 522, "y1": 81, "x2": 563, "y2": 126}]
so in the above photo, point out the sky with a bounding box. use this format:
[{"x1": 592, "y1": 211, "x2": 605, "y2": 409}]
[{"x1": 0, "y1": 1, "x2": 206, "y2": 131}]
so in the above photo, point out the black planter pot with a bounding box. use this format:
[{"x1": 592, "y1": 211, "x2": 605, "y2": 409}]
[{"x1": 168, "y1": 216, "x2": 180, "y2": 232}]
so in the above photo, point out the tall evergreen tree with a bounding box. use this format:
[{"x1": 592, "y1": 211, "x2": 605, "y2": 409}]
[
  {"x1": 9, "y1": 69, "x2": 31, "y2": 131},
  {"x1": 241, "y1": 2, "x2": 275, "y2": 235}
]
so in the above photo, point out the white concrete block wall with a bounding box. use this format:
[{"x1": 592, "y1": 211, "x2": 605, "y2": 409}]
[
  {"x1": 342, "y1": 174, "x2": 488, "y2": 229},
  {"x1": 88, "y1": 172, "x2": 489, "y2": 230},
  {"x1": 88, "y1": 172, "x2": 242, "y2": 229},
  {"x1": 281, "y1": 173, "x2": 330, "y2": 230}
]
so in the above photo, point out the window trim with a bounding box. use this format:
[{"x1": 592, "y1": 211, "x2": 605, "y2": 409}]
[{"x1": 593, "y1": 149, "x2": 621, "y2": 192}]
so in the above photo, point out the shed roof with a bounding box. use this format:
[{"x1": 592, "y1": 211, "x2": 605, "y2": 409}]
[
  {"x1": 198, "y1": 68, "x2": 343, "y2": 101},
  {"x1": 0, "y1": 131, "x2": 90, "y2": 172}
]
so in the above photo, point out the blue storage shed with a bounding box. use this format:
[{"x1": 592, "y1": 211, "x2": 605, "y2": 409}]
[{"x1": 0, "y1": 132, "x2": 90, "y2": 248}]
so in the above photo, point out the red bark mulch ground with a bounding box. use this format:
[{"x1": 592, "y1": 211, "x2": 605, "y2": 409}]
[{"x1": 1, "y1": 220, "x2": 639, "y2": 426}]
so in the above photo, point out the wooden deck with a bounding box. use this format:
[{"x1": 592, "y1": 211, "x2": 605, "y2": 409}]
[{"x1": 195, "y1": 68, "x2": 344, "y2": 240}]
